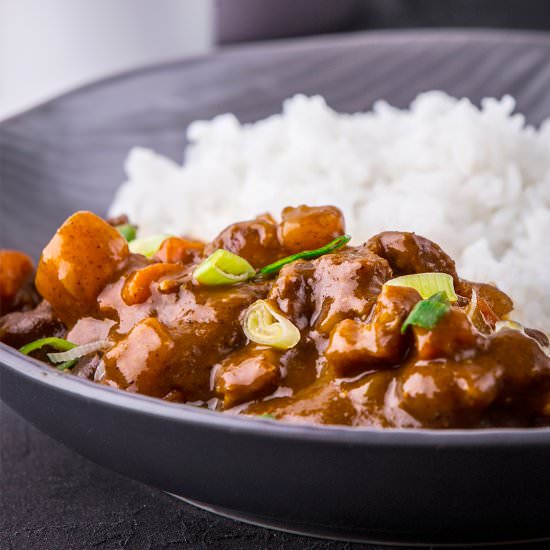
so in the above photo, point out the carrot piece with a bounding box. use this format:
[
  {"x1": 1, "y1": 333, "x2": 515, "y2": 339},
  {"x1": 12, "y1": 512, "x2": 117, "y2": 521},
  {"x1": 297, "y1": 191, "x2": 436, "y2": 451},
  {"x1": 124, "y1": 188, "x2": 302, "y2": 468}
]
[
  {"x1": 0, "y1": 250, "x2": 34, "y2": 301},
  {"x1": 154, "y1": 237, "x2": 204, "y2": 265},
  {"x1": 122, "y1": 263, "x2": 181, "y2": 305}
]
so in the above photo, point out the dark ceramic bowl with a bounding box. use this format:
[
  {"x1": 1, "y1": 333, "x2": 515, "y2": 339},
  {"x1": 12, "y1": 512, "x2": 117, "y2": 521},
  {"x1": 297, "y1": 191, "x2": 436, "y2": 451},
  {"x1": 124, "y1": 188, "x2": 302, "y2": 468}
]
[{"x1": 1, "y1": 30, "x2": 550, "y2": 545}]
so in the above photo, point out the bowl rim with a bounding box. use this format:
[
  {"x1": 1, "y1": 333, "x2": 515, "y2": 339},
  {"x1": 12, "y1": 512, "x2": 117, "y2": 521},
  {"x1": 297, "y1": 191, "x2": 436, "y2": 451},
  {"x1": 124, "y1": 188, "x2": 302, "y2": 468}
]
[
  {"x1": 2, "y1": 28, "x2": 550, "y2": 126},
  {"x1": 2, "y1": 343, "x2": 549, "y2": 446}
]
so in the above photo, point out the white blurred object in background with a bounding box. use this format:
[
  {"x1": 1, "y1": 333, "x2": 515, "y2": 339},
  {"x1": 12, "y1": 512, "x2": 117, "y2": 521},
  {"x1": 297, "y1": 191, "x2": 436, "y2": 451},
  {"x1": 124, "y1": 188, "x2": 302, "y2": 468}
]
[{"x1": 0, "y1": 0, "x2": 214, "y2": 119}]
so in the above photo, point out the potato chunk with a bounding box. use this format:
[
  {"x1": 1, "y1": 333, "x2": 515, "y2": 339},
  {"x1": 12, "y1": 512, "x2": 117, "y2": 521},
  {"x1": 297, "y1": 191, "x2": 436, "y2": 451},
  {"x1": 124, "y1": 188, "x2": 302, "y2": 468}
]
[
  {"x1": 35, "y1": 211, "x2": 129, "y2": 325},
  {"x1": 280, "y1": 205, "x2": 345, "y2": 253}
]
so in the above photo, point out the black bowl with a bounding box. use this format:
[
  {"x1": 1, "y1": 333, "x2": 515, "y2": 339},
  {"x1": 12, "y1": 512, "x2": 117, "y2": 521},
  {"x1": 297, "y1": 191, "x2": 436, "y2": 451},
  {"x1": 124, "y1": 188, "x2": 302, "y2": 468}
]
[{"x1": 1, "y1": 30, "x2": 550, "y2": 545}]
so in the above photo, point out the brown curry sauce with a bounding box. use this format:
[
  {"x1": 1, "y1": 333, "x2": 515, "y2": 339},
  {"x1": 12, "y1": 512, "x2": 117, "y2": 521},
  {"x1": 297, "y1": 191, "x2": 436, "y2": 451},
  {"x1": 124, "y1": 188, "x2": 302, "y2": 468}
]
[{"x1": 1, "y1": 205, "x2": 549, "y2": 428}]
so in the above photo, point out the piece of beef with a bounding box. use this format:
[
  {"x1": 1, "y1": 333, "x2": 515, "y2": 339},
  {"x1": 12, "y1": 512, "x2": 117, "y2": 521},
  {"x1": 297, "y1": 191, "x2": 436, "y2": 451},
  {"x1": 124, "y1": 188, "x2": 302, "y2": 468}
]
[
  {"x1": 204, "y1": 214, "x2": 283, "y2": 268},
  {"x1": 106, "y1": 214, "x2": 129, "y2": 226},
  {"x1": 72, "y1": 354, "x2": 101, "y2": 380},
  {"x1": 268, "y1": 246, "x2": 392, "y2": 334},
  {"x1": 0, "y1": 301, "x2": 66, "y2": 349},
  {"x1": 214, "y1": 345, "x2": 281, "y2": 408},
  {"x1": 366, "y1": 231, "x2": 459, "y2": 283},
  {"x1": 326, "y1": 285, "x2": 421, "y2": 376}
]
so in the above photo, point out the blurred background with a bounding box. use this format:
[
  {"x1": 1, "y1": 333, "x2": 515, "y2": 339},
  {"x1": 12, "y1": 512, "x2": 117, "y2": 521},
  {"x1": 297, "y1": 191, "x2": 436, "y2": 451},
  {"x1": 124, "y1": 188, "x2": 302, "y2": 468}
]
[{"x1": 1, "y1": 0, "x2": 549, "y2": 119}]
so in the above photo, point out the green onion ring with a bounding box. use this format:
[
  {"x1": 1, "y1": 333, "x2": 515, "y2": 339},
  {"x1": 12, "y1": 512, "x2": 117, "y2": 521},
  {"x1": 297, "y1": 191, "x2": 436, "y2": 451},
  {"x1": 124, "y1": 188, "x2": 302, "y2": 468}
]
[
  {"x1": 385, "y1": 272, "x2": 458, "y2": 302},
  {"x1": 193, "y1": 249, "x2": 256, "y2": 285},
  {"x1": 243, "y1": 299, "x2": 300, "y2": 349}
]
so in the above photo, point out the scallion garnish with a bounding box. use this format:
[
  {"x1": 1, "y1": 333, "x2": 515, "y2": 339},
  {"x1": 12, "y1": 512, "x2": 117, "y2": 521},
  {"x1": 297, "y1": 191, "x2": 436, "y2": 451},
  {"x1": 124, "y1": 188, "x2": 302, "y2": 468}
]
[
  {"x1": 193, "y1": 249, "x2": 256, "y2": 285},
  {"x1": 243, "y1": 300, "x2": 300, "y2": 349},
  {"x1": 257, "y1": 234, "x2": 351, "y2": 278},
  {"x1": 401, "y1": 292, "x2": 450, "y2": 334},
  {"x1": 194, "y1": 235, "x2": 351, "y2": 286},
  {"x1": 56, "y1": 360, "x2": 78, "y2": 370},
  {"x1": 385, "y1": 272, "x2": 458, "y2": 302},
  {"x1": 46, "y1": 340, "x2": 109, "y2": 364},
  {"x1": 116, "y1": 223, "x2": 137, "y2": 242},
  {"x1": 129, "y1": 234, "x2": 172, "y2": 257},
  {"x1": 19, "y1": 337, "x2": 108, "y2": 371},
  {"x1": 19, "y1": 337, "x2": 78, "y2": 370},
  {"x1": 19, "y1": 337, "x2": 76, "y2": 356}
]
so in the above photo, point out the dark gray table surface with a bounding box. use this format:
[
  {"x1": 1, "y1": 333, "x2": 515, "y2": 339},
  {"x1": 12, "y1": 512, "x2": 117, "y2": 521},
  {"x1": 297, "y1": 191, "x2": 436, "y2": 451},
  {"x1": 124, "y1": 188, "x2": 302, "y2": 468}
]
[
  {"x1": 1, "y1": 402, "x2": 373, "y2": 550},
  {"x1": 2, "y1": 29, "x2": 550, "y2": 549}
]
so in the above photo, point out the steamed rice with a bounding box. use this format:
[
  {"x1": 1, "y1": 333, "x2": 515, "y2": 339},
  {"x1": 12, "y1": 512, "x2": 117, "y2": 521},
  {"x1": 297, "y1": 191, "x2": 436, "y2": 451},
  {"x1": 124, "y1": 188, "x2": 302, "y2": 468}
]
[{"x1": 109, "y1": 92, "x2": 550, "y2": 328}]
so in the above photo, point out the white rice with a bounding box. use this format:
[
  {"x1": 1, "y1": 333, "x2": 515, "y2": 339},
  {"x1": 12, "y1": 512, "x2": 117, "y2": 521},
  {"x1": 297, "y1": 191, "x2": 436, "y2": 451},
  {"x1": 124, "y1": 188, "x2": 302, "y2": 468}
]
[{"x1": 109, "y1": 92, "x2": 550, "y2": 328}]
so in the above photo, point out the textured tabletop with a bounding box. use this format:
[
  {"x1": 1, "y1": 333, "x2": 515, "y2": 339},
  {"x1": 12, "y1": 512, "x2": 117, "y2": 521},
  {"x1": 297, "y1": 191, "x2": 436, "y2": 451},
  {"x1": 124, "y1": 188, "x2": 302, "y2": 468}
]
[{"x1": 1, "y1": 403, "x2": 374, "y2": 549}]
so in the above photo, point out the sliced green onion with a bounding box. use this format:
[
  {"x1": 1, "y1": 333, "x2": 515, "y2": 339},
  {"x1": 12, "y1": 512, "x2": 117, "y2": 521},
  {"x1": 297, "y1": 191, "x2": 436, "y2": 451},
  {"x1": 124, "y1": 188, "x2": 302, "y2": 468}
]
[
  {"x1": 116, "y1": 223, "x2": 137, "y2": 242},
  {"x1": 401, "y1": 292, "x2": 450, "y2": 334},
  {"x1": 243, "y1": 299, "x2": 300, "y2": 350},
  {"x1": 194, "y1": 249, "x2": 255, "y2": 286},
  {"x1": 257, "y1": 234, "x2": 351, "y2": 278},
  {"x1": 19, "y1": 337, "x2": 108, "y2": 371},
  {"x1": 193, "y1": 235, "x2": 351, "y2": 285},
  {"x1": 129, "y1": 234, "x2": 171, "y2": 257},
  {"x1": 47, "y1": 340, "x2": 109, "y2": 364},
  {"x1": 56, "y1": 360, "x2": 78, "y2": 371},
  {"x1": 19, "y1": 337, "x2": 76, "y2": 356},
  {"x1": 260, "y1": 413, "x2": 275, "y2": 419},
  {"x1": 385, "y1": 272, "x2": 458, "y2": 302}
]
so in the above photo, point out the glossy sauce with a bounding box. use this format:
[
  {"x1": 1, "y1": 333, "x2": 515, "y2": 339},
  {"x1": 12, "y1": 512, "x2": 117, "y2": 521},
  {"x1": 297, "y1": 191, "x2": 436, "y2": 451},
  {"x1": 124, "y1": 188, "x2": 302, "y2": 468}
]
[{"x1": 1, "y1": 206, "x2": 549, "y2": 428}]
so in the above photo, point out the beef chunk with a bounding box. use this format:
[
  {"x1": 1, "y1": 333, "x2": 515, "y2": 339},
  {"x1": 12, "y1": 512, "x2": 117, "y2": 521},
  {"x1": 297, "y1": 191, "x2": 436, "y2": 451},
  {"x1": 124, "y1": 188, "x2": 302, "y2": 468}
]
[
  {"x1": 326, "y1": 285, "x2": 421, "y2": 376},
  {"x1": 72, "y1": 354, "x2": 101, "y2": 380},
  {"x1": 106, "y1": 214, "x2": 130, "y2": 226},
  {"x1": 205, "y1": 214, "x2": 282, "y2": 268},
  {"x1": 215, "y1": 345, "x2": 281, "y2": 408},
  {"x1": 366, "y1": 231, "x2": 459, "y2": 283},
  {"x1": 268, "y1": 246, "x2": 392, "y2": 334},
  {"x1": 0, "y1": 301, "x2": 66, "y2": 348},
  {"x1": 413, "y1": 308, "x2": 482, "y2": 361},
  {"x1": 397, "y1": 330, "x2": 550, "y2": 428},
  {"x1": 103, "y1": 317, "x2": 174, "y2": 396}
]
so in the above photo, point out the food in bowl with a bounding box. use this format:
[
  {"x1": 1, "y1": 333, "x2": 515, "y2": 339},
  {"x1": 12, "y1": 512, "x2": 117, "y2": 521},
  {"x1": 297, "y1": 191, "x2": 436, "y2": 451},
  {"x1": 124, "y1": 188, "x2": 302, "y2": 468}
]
[
  {"x1": 1, "y1": 205, "x2": 548, "y2": 428},
  {"x1": 110, "y1": 92, "x2": 550, "y2": 330}
]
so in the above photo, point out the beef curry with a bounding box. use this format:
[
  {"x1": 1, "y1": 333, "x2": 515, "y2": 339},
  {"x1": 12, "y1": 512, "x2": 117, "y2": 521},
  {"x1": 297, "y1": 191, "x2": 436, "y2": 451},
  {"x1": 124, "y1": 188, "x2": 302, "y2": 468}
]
[{"x1": 1, "y1": 205, "x2": 549, "y2": 428}]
